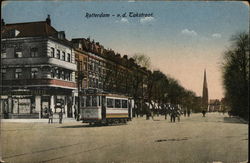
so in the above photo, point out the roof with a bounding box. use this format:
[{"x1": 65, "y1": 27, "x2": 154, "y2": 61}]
[{"x1": 1, "y1": 21, "x2": 58, "y2": 38}]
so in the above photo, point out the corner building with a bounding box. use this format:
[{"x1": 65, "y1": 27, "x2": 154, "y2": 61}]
[{"x1": 1, "y1": 16, "x2": 77, "y2": 119}]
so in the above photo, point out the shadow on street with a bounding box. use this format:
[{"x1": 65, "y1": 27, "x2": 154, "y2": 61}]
[
  {"x1": 58, "y1": 123, "x2": 127, "y2": 128},
  {"x1": 223, "y1": 117, "x2": 248, "y2": 124}
]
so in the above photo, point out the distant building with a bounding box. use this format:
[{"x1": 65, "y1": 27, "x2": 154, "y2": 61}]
[
  {"x1": 208, "y1": 99, "x2": 221, "y2": 112},
  {"x1": 201, "y1": 69, "x2": 209, "y2": 111},
  {"x1": 1, "y1": 15, "x2": 77, "y2": 119}
]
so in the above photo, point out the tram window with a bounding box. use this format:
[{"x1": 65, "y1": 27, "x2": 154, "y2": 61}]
[
  {"x1": 115, "y1": 99, "x2": 121, "y2": 108},
  {"x1": 86, "y1": 96, "x2": 91, "y2": 107},
  {"x1": 92, "y1": 96, "x2": 97, "y2": 106},
  {"x1": 107, "y1": 98, "x2": 114, "y2": 108},
  {"x1": 122, "y1": 100, "x2": 128, "y2": 108}
]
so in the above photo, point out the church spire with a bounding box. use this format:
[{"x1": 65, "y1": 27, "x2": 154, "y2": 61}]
[{"x1": 202, "y1": 69, "x2": 209, "y2": 111}]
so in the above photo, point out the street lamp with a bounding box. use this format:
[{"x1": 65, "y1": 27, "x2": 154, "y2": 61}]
[{"x1": 77, "y1": 71, "x2": 85, "y2": 121}]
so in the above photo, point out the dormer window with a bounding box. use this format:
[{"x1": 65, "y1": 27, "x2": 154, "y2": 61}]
[
  {"x1": 58, "y1": 31, "x2": 65, "y2": 40},
  {"x1": 10, "y1": 29, "x2": 20, "y2": 37}
]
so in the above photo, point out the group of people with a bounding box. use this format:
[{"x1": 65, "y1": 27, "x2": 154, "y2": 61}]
[
  {"x1": 45, "y1": 107, "x2": 63, "y2": 124},
  {"x1": 143, "y1": 103, "x2": 192, "y2": 123}
]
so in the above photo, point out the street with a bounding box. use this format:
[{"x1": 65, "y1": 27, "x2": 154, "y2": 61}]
[{"x1": 1, "y1": 113, "x2": 248, "y2": 163}]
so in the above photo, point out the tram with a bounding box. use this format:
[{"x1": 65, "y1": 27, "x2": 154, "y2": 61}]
[{"x1": 79, "y1": 89, "x2": 133, "y2": 125}]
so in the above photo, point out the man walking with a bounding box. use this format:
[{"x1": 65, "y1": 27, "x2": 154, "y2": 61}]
[
  {"x1": 59, "y1": 110, "x2": 63, "y2": 124},
  {"x1": 48, "y1": 108, "x2": 53, "y2": 124}
]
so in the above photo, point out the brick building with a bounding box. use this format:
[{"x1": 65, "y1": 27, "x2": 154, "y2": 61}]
[
  {"x1": 1, "y1": 15, "x2": 77, "y2": 119},
  {"x1": 1, "y1": 16, "x2": 149, "y2": 119}
]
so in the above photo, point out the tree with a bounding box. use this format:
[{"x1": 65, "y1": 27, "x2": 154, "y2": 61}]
[
  {"x1": 132, "y1": 53, "x2": 151, "y2": 69},
  {"x1": 222, "y1": 32, "x2": 249, "y2": 120}
]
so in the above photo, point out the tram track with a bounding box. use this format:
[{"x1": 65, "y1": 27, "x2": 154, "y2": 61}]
[
  {"x1": 3, "y1": 141, "x2": 88, "y2": 159},
  {"x1": 4, "y1": 141, "x2": 123, "y2": 163}
]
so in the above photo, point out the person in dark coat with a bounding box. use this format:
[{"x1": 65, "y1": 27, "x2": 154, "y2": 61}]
[
  {"x1": 48, "y1": 108, "x2": 53, "y2": 124},
  {"x1": 170, "y1": 107, "x2": 176, "y2": 122},
  {"x1": 59, "y1": 110, "x2": 63, "y2": 124},
  {"x1": 202, "y1": 110, "x2": 206, "y2": 117}
]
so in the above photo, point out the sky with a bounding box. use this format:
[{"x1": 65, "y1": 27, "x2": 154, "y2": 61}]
[{"x1": 2, "y1": 1, "x2": 249, "y2": 100}]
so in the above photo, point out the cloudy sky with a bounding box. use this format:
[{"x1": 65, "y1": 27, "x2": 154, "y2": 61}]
[{"x1": 2, "y1": 1, "x2": 249, "y2": 99}]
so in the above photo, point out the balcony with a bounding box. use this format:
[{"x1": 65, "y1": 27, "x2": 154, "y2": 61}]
[
  {"x1": 1, "y1": 57, "x2": 77, "y2": 71},
  {"x1": 2, "y1": 78, "x2": 77, "y2": 89}
]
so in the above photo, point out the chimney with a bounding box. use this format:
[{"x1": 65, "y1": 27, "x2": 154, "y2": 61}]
[
  {"x1": 46, "y1": 15, "x2": 51, "y2": 26},
  {"x1": 1, "y1": 19, "x2": 5, "y2": 26}
]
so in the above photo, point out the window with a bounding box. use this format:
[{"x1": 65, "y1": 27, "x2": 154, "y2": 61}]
[
  {"x1": 51, "y1": 69, "x2": 55, "y2": 78},
  {"x1": 86, "y1": 96, "x2": 91, "y2": 107},
  {"x1": 31, "y1": 68, "x2": 38, "y2": 79},
  {"x1": 122, "y1": 100, "x2": 128, "y2": 108},
  {"x1": 62, "y1": 52, "x2": 65, "y2": 61},
  {"x1": 15, "y1": 51, "x2": 22, "y2": 58},
  {"x1": 56, "y1": 50, "x2": 60, "y2": 59},
  {"x1": 15, "y1": 68, "x2": 22, "y2": 79},
  {"x1": 56, "y1": 69, "x2": 59, "y2": 79},
  {"x1": 1, "y1": 52, "x2": 6, "y2": 58},
  {"x1": 2, "y1": 69, "x2": 6, "y2": 79},
  {"x1": 107, "y1": 98, "x2": 114, "y2": 108},
  {"x1": 51, "y1": 47, "x2": 55, "y2": 57},
  {"x1": 92, "y1": 96, "x2": 97, "y2": 106},
  {"x1": 30, "y1": 48, "x2": 38, "y2": 57},
  {"x1": 67, "y1": 53, "x2": 71, "y2": 62},
  {"x1": 61, "y1": 70, "x2": 65, "y2": 80},
  {"x1": 115, "y1": 99, "x2": 121, "y2": 108}
]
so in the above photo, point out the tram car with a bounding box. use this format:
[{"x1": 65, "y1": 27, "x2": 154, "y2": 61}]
[{"x1": 79, "y1": 90, "x2": 133, "y2": 125}]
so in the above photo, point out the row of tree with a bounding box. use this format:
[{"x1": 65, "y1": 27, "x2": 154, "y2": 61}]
[
  {"x1": 221, "y1": 32, "x2": 249, "y2": 121},
  {"x1": 131, "y1": 54, "x2": 202, "y2": 115}
]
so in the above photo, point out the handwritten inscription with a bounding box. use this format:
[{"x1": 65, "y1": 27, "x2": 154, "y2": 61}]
[{"x1": 85, "y1": 12, "x2": 153, "y2": 19}]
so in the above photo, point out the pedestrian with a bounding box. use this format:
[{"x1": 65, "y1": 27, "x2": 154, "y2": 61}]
[
  {"x1": 176, "y1": 109, "x2": 181, "y2": 122},
  {"x1": 164, "y1": 105, "x2": 168, "y2": 120},
  {"x1": 184, "y1": 109, "x2": 187, "y2": 117},
  {"x1": 170, "y1": 107, "x2": 176, "y2": 123},
  {"x1": 48, "y1": 108, "x2": 53, "y2": 124},
  {"x1": 187, "y1": 109, "x2": 191, "y2": 117},
  {"x1": 59, "y1": 110, "x2": 63, "y2": 124},
  {"x1": 202, "y1": 110, "x2": 206, "y2": 117}
]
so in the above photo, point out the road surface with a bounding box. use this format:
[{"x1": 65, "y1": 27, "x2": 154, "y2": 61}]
[{"x1": 1, "y1": 112, "x2": 248, "y2": 163}]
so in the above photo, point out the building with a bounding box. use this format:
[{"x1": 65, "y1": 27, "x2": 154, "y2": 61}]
[
  {"x1": 71, "y1": 38, "x2": 149, "y2": 115},
  {"x1": 1, "y1": 16, "x2": 149, "y2": 119},
  {"x1": 1, "y1": 15, "x2": 77, "y2": 119},
  {"x1": 208, "y1": 99, "x2": 221, "y2": 112},
  {"x1": 201, "y1": 69, "x2": 209, "y2": 111}
]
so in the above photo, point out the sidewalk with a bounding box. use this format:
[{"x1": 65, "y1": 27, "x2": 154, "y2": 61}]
[{"x1": 1, "y1": 118, "x2": 77, "y2": 123}]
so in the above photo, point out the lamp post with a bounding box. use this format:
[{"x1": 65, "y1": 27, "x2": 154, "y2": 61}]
[{"x1": 77, "y1": 71, "x2": 85, "y2": 121}]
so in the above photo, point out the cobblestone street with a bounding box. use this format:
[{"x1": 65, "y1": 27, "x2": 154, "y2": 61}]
[{"x1": 1, "y1": 113, "x2": 248, "y2": 163}]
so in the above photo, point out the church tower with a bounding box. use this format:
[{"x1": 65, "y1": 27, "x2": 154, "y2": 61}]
[{"x1": 202, "y1": 69, "x2": 209, "y2": 111}]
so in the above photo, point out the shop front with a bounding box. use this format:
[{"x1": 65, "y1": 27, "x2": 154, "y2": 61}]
[{"x1": 1, "y1": 88, "x2": 76, "y2": 119}]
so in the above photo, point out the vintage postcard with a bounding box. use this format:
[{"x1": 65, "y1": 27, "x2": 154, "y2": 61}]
[{"x1": 1, "y1": 1, "x2": 249, "y2": 163}]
